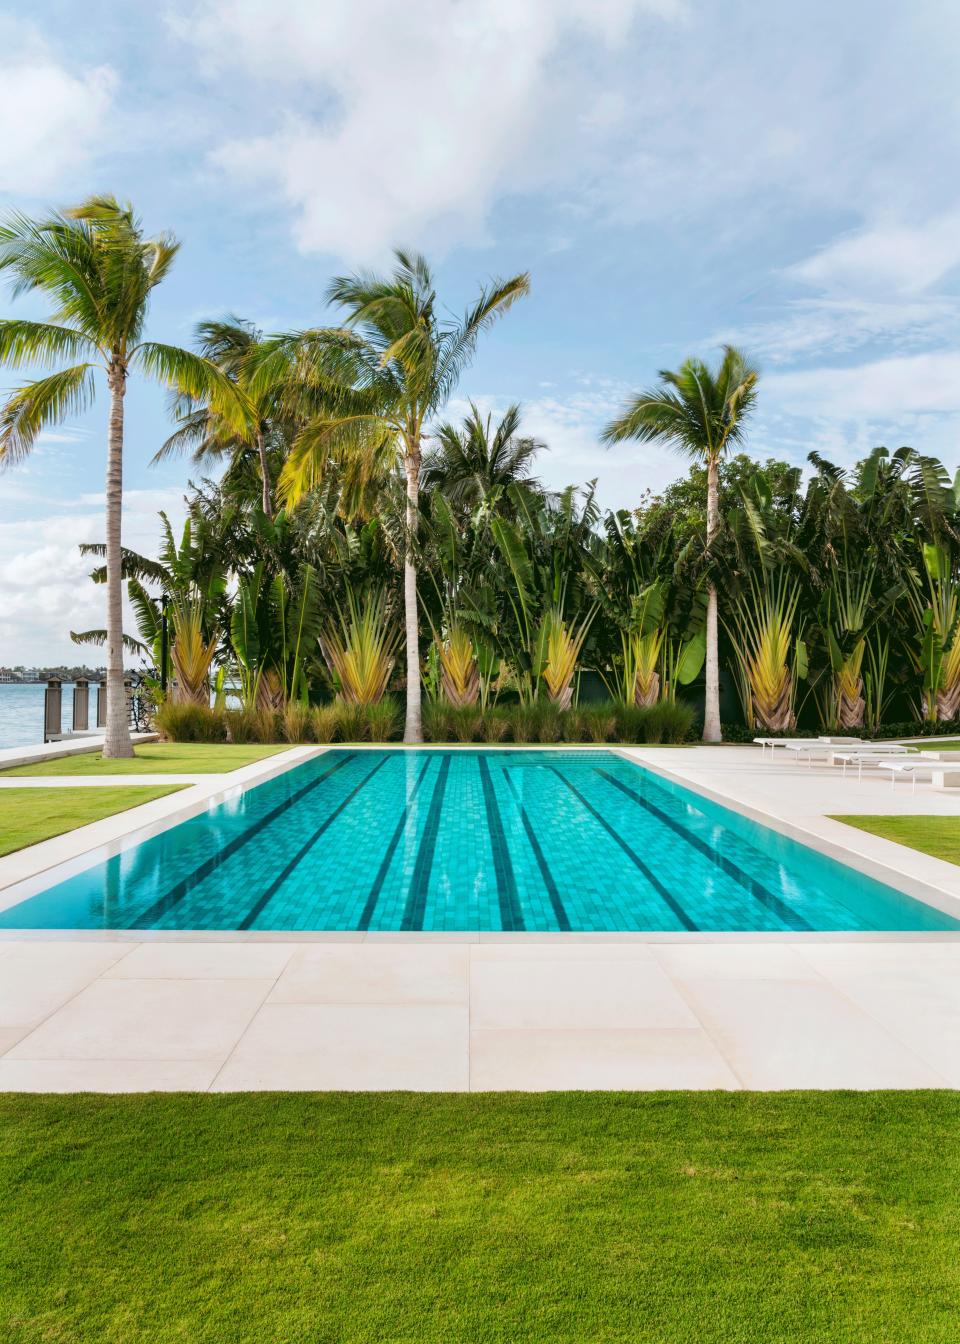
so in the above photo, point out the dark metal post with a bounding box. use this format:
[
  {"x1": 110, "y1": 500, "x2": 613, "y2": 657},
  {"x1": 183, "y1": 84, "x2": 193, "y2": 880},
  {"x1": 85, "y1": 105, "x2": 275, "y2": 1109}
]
[
  {"x1": 43, "y1": 678, "x2": 62, "y2": 742},
  {"x1": 96, "y1": 679, "x2": 107, "y2": 728},
  {"x1": 72, "y1": 678, "x2": 89, "y2": 732},
  {"x1": 160, "y1": 594, "x2": 169, "y2": 695}
]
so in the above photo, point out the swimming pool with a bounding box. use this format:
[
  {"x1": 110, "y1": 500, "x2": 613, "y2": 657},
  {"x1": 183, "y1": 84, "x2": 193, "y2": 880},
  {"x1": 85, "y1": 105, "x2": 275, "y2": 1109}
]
[{"x1": 2, "y1": 749, "x2": 957, "y2": 932}]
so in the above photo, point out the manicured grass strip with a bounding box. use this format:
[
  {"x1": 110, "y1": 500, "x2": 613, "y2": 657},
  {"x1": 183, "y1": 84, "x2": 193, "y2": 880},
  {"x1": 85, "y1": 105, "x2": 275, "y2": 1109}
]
[
  {"x1": 832, "y1": 814, "x2": 960, "y2": 865},
  {"x1": 0, "y1": 786, "x2": 184, "y2": 856},
  {"x1": 2, "y1": 742, "x2": 290, "y2": 777},
  {"x1": 899, "y1": 738, "x2": 960, "y2": 751},
  {"x1": 0, "y1": 1093, "x2": 958, "y2": 1343}
]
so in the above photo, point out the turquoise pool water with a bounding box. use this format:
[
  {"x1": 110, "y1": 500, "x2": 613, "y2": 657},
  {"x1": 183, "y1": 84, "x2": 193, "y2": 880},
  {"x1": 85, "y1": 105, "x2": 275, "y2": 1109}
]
[{"x1": 2, "y1": 749, "x2": 957, "y2": 932}]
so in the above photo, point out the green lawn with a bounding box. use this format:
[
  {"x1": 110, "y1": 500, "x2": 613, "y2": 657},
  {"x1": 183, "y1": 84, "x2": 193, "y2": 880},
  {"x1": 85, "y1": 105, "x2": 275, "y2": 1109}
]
[
  {"x1": 0, "y1": 786, "x2": 184, "y2": 856},
  {"x1": 832, "y1": 814, "x2": 960, "y2": 865},
  {"x1": 905, "y1": 738, "x2": 960, "y2": 751},
  {"x1": 1, "y1": 1093, "x2": 958, "y2": 1342},
  {"x1": 1, "y1": 742, "x2": 290, "y2": 777}
]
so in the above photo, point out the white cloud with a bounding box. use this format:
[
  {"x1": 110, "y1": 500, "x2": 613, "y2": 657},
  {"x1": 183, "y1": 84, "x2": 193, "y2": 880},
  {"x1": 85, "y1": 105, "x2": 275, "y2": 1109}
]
[
  {"x1": 178, "y1": 0, "x2": 683, "y2": 257},
  {"x1": 0, "y1": 488, "x2": 185, "y2": 665},
  {"x1": 765, "y1": 351, "x2": 960, "y2": 419},
  {"x1": 714, "y1": 295, "x2": 960, "y2": 367},
  {"x1": 0, "y1": 20, "x2": 116, "y2": 195},
  {"x1": 786, "y1": 212, "x2": 960, "y2": 297}
]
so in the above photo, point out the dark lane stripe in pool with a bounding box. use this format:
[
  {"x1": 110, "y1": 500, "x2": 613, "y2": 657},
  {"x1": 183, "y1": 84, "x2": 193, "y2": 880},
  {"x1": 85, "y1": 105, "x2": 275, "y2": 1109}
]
[
  {"x1": 477, "y1": 756, "x2": 525, "y2": 931},
  {"x1": 358, "y1": 756, "x2": 434, "y2": 930},
  {"x1": 130, "y1": 753, "x2": 357, "y2": 929},
  {"x1": 400, "y1": 754, "x2": 452, "y2": 930},
  {"x1": 549, "y1": 766, "x2": 697, "y2": 931},
  {"x1": 239, "y1": 755, "x2": 391, "y2": 931},
  {"x1": 501, "y1": 768, "x2": 570, "y2": 930},
  {"x1": 594, "y1": 769, "x2": 812, "y2": 932}
]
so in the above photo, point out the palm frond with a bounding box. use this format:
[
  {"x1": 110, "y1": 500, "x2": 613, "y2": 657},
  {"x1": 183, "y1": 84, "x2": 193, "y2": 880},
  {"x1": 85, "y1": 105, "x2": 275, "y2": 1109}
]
[
  {"x1": 0, "y1": 319, "x2": 100, "y2": 369},
  {"x1": 134, "y1": 342, "x2": 251, "y2": 436},
  {"x1": 0, "y1": 365, "x2": 96, "y2": 465},
  {"x1": 70, "y1": 628, "x2": 146, "y2": 654},
  {"x1": 279, "y1": 414, "x2": 396, "y2": 507}
]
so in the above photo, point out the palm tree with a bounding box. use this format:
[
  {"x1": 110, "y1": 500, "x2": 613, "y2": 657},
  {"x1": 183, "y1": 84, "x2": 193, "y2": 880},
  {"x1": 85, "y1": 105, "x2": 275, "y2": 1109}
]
[
  {"x1": 155, "y1": 316, "x2": 285, "y2": 520},
  {"x1": 423, "y1": 402, "x2": 545, "y2": 508},
  {"x1": 266, "y1": 250, "x2": 529, "y2": 742},
  {"x1": 602, "y1": 346, "x2": 759, "y2": 742},
  {"x1": 0, "y1": 197, "x2": 246, "y2": 756}
]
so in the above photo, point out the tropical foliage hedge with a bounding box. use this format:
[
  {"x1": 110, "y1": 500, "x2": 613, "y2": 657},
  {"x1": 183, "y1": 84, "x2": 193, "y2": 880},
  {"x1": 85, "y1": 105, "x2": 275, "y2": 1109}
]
[{"x1": 155, "y1": 697, "x2": 694, "y2": 746}]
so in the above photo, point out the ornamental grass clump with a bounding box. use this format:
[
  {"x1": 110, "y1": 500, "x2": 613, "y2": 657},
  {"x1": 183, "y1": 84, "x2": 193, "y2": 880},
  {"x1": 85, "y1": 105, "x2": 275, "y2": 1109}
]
[
  {"x1": 581, "y1": 704, "x2": 617, "y2": 743},
  {"x1": 282, "y1": 702, "x2": 312, "y2": 744},
  {"x1": 481, "y1": 711, "x2": 511, "y2": 742},
  {"x1": 154, "y1": 701, "x2": 227, "y2": 743},
  {"x1": 332, "y1": 700, "x2": 366, "y2": 742},
  {"x1": 366, "y1": 699, "x2": 400, "y2": 742},
  {"x1": 508, "y1": 704, "x2": 537, "y2": 743},
  {"x1": 614, "y1": 703, "x2": 649, "y2": 743},
  {"x1": 450, "y1": 706, "x2": 483, "y2": 742},
  {"x1": 309, "y1": 704, "x2": 339, "y2": 743},
  {"x1": 225, "y1": 706, "x2": 277, "y2": 744},
  {"x1": 423, "y1": 700, "x2": 455, "y2": 743},
  {"x1": 536, "y1": 703, "x2": 563, "y2": 742}
]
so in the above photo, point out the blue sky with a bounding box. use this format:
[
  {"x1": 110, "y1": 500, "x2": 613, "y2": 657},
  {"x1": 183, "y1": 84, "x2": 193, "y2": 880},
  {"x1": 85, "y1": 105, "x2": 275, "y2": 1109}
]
[{"x1": 3, "y1": 0, "x2": 960, "y2": 661}]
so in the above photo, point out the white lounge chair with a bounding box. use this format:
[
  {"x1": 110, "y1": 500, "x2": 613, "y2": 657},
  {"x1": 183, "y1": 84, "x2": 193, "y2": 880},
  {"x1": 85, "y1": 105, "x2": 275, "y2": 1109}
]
[
  {"x1": 830, "y1": 747, "x2": 919, "y2": 781},
  {"x1": 754, "y1": 737, "x2": 820, "y2": 758},
  {"x1": 753, "y1": 735, "x2": 862, "y2": 758},
  {"x1": 783, "y1": 738, "x2": 869, "y2": 767},
  {"x1": 878, "y1": 759, "x2": 960, "y2": 792}
]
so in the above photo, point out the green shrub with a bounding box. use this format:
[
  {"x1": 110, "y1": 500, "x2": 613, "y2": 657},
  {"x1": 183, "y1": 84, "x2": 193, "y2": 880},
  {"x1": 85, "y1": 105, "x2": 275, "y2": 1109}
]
[
  {"x1": 282, "y1": 702, "x2": 312, "y2": 744},
  {"x1": 508, "y1": 704, "x2": 537, "y2": 743},
  {"x1": 537, "y1": 702, "x2": 563, "y2": 742},
  {"x1": 423, "y1": 700, "x2": 455, "y2": 743},
  {"x1": 481, "y1": 711, "x2": 511, "y2": 742},
  {"x1": 366, "y1": 698, "x2": 400, "y2": 742},
  {"x1": 582, "y1": 704, "x2": 616, "y2": 743},
  {"x1": 333, "y1": 699, "x2": 366, "y2": 742},
  {"x1": 225, "y1": 706, "x2": 278, "y2": 744},
  {"x1": 613, "y1": 703, "x2": 649, "y2": 743},
  {"x1": 561, "y1": 709, "x2": 586, "y2": 742},
  {"x1": 310, "y1": 704, "x2": 339, "y2": 743},
  {"x1": 646, "y1": 700, "x2": 695, "y2": 743},
  {"x1": 154, "y1": 700, "x2": 227, "y2": 743},
  {"x1": 451, "y1": 706, "x2": 483, "y2": 743}
]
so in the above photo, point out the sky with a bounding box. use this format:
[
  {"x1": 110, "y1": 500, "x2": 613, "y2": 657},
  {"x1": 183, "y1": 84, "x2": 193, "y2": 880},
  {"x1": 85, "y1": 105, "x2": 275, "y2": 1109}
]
[{"x1": 3, "y1": 0, "x2": 960, "y2": 662}]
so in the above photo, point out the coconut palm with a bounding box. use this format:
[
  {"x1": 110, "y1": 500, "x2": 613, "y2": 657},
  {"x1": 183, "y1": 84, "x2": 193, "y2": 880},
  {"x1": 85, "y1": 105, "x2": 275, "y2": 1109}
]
[
  {"x1": 155, "y1": 316, "x2": 289, "y2": 519},
  {"x1": 423, "y1": 402, "x2": 545, "y2": 508},
  {"x1": 265, "y1": 250, "x2": 529, "y2": 741},
  {"x1": 0, "y1": 197, "x2": 246, "y2": 756},
  {"x1": 602, "y1": 346, "x2": 759, "y2": 742}
]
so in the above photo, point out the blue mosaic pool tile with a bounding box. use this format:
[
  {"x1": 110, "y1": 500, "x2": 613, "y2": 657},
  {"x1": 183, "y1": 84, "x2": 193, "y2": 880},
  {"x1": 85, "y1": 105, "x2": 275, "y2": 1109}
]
[{"x1": 3, "y1": 748, "x2": 960, "y2": 933}]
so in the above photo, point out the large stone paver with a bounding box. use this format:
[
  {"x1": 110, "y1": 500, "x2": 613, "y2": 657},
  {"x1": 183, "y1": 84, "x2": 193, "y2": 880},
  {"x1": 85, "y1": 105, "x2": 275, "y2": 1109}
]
[
  {"x1": 470, "y1": 1027, "x2": 738, "y2": 1090},
  {"x1": 2, "y1": 938, "x2": 958, "y2": 1090},
  {"x1": 7, "y1": 976, "x2": 272, "y2": 1063},
  {"x1": 212, "y1": 1002, "x2": 470, "y2": 1090}
]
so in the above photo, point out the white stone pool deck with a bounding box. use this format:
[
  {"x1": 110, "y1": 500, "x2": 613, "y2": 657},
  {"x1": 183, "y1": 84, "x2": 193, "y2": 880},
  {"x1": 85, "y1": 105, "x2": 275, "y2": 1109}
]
[{"x1": 1, "y1": 741, "x2": 959, "y2": 1092}]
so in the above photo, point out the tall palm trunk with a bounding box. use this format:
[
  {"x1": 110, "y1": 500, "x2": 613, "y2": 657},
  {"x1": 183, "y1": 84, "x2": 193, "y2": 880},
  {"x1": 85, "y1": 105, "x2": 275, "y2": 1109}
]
[
  {"x1": 256, "y1": 428, "x2": 273, "y2": 519},
  {"x1": 403, "y1": 448, "x2": 423, "y2": 742},
  {"x1": 703, "y1": 454, "x2": 722, "y2": 743},
  {"x1": 103, "y1": 365, "x2": 133, "y2": 758}
]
